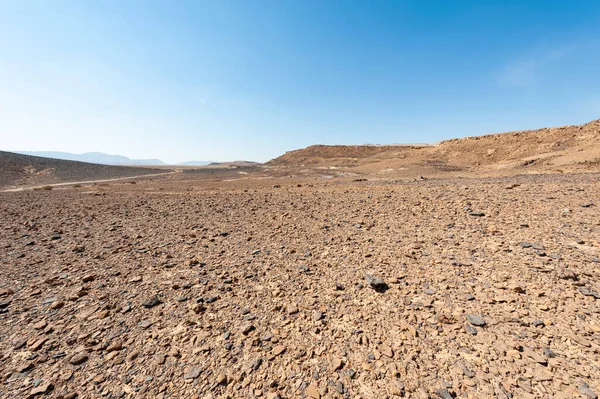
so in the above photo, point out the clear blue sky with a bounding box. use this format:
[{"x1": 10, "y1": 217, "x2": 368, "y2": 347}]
[{"x1": 1, "y1": 1, "x2": 599, "y2": 163}]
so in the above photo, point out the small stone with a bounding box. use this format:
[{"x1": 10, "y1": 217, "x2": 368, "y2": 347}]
[
  {"x1": 331, "y1": 358, "x2": 344, "y2": 371},
  {"x1": 82, "y1": 274, "x2": 96, "y2": 283},
  {"x1": 435, "y1": 389, "x2": 454, "y2": 399},
  {"x1": 378, "y1": 343, "x2": 393, "y2": 358},
  {"x1": 510, "y1": 284, "x2": 525, "y2": 293},
  {"x1": 389, "y1": 379, "x2": 404, "y2": 396},
  {"x1": 17, "y1": 362, "x2": 34, "y2": 372},
  {"x1": 175, "y1": 296, "x2": 188, "y2": 302},
  {"x1": 216, "y1": 374, "x2": 227, "y2": 385},
  {"x1": 30, "y1": 337, "x2": 47, "y2": 351},
  {"x1": 241, "y1": 324, "x2": 255, "y2": 335},
  {"x1": 33, "y1": 320, "x2": 48, "y2": 330},
  {"x1": 579, "y1": 383, "x2": 598, "y2": 399},
  {"x1": 523, "y1": 348, "x2": 547, "y2": 365},
  {"x1": 127, "y1": 350, "x2": 140, "y2": 361},
  {"x1": 70, "y1": 352, "x2": 89, "y2": 365},
  {"x1": 468, "y1": 211, "x2": 485, "y2": 217},
  {"x1": 142, "y1": 296, "x2": 161, "y2": 308},
  {"x1": 272, "y1": 345, "x2": 286, "y2": 356},
  {"x1": 252, "y1": 358, "x2": 263, "y2": 370},
  {"x1": 464, "y1": 323, "x2": 478, "y2": 335},
  {"x1": 466, "y1": 314, "x2": 486, "y2": 326},
  {"x1": 542, "y1": 347, "x2": 557, "y2": 358},
  {"x1": 184, "y1": 367, "x2": 201, "y2": 380},
  {"x1": 138, "y1": 320, "x2": 153, "y2": 329},
  {"x1": 306, "y1": 383, "x2": 321, "y2": 399},
  {"x1": 578, "y1": 287, "x2": 600, "y2": 299},
  {"x1": 365, "y1": 274, "x2": 388, "y2": 292},
  {"x1": 107, "y1": 341, "x2": 122, "y2": 352},
  {"x1": 570, "y1": 334, "x2": 591, "y2": 347},
  {"x1": 28, "y1": 382, "x2": 53, "y2": 398}
]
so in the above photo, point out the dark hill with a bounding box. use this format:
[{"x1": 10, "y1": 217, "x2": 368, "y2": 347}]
[{"x1": 0, "y1": 151, "x2": 168, "y2": 189}]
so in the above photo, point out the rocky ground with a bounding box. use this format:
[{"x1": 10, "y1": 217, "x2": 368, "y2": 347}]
[{"x1": 1, "y1": 172, "x2": 600, "y2": 399}]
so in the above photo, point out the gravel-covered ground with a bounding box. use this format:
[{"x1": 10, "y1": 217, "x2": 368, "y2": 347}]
[{"x1": 1, "y1": 173, "x2": 600, "y2": 399}]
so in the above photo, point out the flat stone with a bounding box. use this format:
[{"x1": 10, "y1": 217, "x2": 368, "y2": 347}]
[
  {"x1": 184, "y1": 367, "x2": 201, "y2": 380},
  {"x1": 138, "y1": 320, "x2": 153, "y2": 329},
  {"x1": 69, "y1": 352, "x2": 89, "y2": 365},
  {"x1": 272, "y1": 345, "x2": 286, "y2": 356},
  {"x1": 464, "y1": 324, "x2": 478, "y2": 335},
  {"x1": 306, "y1": 383, "x2": 321, "y2": 399},
  {"x1": 466, "y1": 314, "x2": 486, "y2": 326},
  {"x1": 142, "y1": 296, "x2": 161, "y2": 308},
  {"x1": 28, "y1": 383, "x2": 53, "y2": 398}
]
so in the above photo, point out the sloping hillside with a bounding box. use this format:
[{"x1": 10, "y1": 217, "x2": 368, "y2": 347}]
[
  {"x1": 267, "y1": 145, "x2": 428, "y2": 167},
  {"x1": 267, "y1": 119, "x2": 600, "y2": 176},
  {"x1": 0, "y1": 151, "x2": 168, "y2": 189}
]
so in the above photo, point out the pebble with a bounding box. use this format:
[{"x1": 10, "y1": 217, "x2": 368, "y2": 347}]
[
  {"x1": 69, "y1": 352, "x2": 89, "y2": 365},
  {"x1": 365, "y1": 274, "x2": 388, "y2": 292},
  {"x1": 142, "y1": 296, "x2": 161, "y2": 308},
  {"x1": 184, "y1": 367, "x2": 201, "y2": 380},
  {"x1": 466, "y1": 314, "x2": 486, "y2": 326}
]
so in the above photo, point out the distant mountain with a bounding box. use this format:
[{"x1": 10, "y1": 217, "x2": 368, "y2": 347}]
[
  {"x1": 176, "y1": 160, "x2": 214, "y2": 166},
  {"x1": 15, "y1": 151, "x2": 166, "y2": 166}
]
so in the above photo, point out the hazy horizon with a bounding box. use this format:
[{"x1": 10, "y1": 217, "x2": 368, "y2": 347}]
[{"x1": 1, "y1": 1, "x2": 600, "y2": 163}]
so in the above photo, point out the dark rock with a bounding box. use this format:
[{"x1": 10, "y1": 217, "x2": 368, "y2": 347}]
[
  {"x1": 578, "y1": 287, "x2": 600, "y2": 299},
  {"x1": 466, "y1": 314, "x2": 486, "y2": 326},
  {"x1": 542, "y1": 348, "x2": 557, "y2": 358},
  {"x1": 464, "y1": 324, "x2": 478, "y2": 335},
  {"x1": 435, "y1": 389, "x2": 454, "y2": 399},
  {"x1": 365, "y1": 275, "x2": 388, "y2": 292},
  {"x1": 142, "y1": 296, "x2": 161, "y2": 308}
]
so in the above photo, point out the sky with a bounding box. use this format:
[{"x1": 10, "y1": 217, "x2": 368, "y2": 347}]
[{"x1": 1, "y1": 1, "x2": 600, "y2": 163}]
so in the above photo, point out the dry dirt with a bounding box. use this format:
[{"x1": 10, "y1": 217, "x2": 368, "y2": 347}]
[{"x1": 2, "y1": 170, "x2": 600, "y2": 399}]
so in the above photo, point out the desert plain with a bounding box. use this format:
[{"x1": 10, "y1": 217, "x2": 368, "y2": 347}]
[{"x1": 1, "y1": 120, "x2": 600, "y2": 399}]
